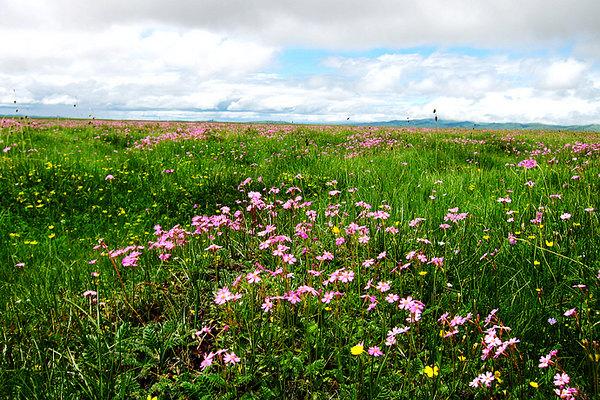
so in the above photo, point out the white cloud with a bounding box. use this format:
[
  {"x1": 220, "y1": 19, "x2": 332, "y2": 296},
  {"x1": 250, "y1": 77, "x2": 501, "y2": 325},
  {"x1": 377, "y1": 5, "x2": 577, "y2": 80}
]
[
  {"x1": 540, "y1": 59, "x2": 588, "y2": 90},
  {"x1": 2, "y1": 0, "x2": 598, "y2": 54},
  {"x1": 0, "y1": 1, "x2": 599, "y2": 125}
]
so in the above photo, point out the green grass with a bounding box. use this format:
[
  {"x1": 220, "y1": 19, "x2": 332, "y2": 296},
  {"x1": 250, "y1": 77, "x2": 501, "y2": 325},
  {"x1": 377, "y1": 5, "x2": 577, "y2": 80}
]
[{"x1": 0, "y1": 118, "x2": 599, "y2": 399}]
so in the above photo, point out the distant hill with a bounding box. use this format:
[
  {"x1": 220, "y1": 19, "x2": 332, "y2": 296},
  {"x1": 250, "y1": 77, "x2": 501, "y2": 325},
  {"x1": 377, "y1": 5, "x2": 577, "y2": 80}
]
[{"x1": 349, "y1": 118, "x2": 600, "y2": 132}]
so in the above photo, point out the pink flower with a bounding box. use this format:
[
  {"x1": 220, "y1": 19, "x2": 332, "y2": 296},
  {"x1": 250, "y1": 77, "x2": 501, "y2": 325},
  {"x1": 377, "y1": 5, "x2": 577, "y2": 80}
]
[
  {"x1": 409, "y1": 217, "x2": 425, "y2": 228},
  {"x1": 554, "y1": 373, "x2": 570, "y2": 388},
  {"x1": 246, "y1": 271, "x2": 261, "y2": 284},
  {"x1": 368, "y1": 346, "x2": 383, "y2": 357},
  {"x1": 560, "y1": 213, "x2": 572, "y2": 220},
  {"x1": 335, "y1": 237, "x2": 346, "y2": 246},
  {"x1": 376, "y1": 281, "x2": 391, "y2": 292},
  {"x1": 316, "y1": 251, "x2": 334, "y2": 261},
  {"x1": 205, "y1": 244, "x2": 223, "y2": 252},
  {"x1": 539, "y1": 350, "x2": 558, "y2": 368},
  {"x1": 105, "y1": 174, "x2": 114, "y2": 181},
  {"x1": 224, "y1": 352, "x2": 240, "y2": 365},
  {"x1": 200, "y1": 352, "x2": 215, "y2": 370},
  {"x1": 362, "y1": 259, "x2": 375, "y2": 268},
  {"x1": 429, "y1": 257, "x2": 444, "y2": 268},
  {"x1": 214, "y1": 287, "x2": 234, "y2": 305},
  {"x1": 470, "y1": 371, "x2": 495, "y2": 388},
  {"x1": 385, "y1": 293, "x2": 399, "y2": 303},
  {"x1": 321, "y1": 291, "x2": 336, "y2": 304},
  {"x1": 339, "y1": 270, "x2": 354, "y2": 283},
  {"x1": 82, "y1": 290, "x2": 97, "y2": 298},
  {"x1": 517, "y1": 158, "x2": 538, "y2": 169},
  {"x1": 285, "y1": 290, "x2": 301, "y2": 304},
  {"x1": 282, "y1": 253, "x2": 297, "y2": 264},
  {"x1": 563, "y1": 308, "x2": 577, "y2": 317},
  {"x1": 261, "y1": 298, "x2": 274, "y2": 312}
]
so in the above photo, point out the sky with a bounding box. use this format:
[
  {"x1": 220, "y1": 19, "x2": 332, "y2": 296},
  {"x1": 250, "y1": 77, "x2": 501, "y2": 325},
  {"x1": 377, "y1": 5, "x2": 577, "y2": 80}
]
[{"x1": 1, "y1": 0, "x2": 599, "y2": 125}]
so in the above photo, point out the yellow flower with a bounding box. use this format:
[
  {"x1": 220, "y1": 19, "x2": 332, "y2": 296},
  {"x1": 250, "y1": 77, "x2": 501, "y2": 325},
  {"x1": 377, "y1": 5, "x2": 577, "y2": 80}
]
[
  {"x1": 332, "y1": 226, "x2": 340, "y2": 235},
  {"x1": 458, "y1": 355, "x2": 466, "y2": 362},
  {"x1": 483, "y1": 235, "x2": 490, "y2": 240},
  {"x1": 494, "y1": 370, "x2": 503, "y2": 383},
  {"x1": 419, "y1": 271, "x2": 428, "y2": 276},
  {"x1": 147, "y1": 396, "x2": 158, "y2": 400},
  {"x1": 423, "y1": 365, "x2": 439, "y2": 378},
  {"x1": 351, "y1": 343, "x2": 364, "y2": 356},
  {"x1": 545, "y1": 240, "x2": 554, "y2": 247},
  {"x1": 529, "y1": 381, "x2": 539, "y2": 388},
  {"x1": 533, "y1": 260, "x2": 540, "y2": 266}
]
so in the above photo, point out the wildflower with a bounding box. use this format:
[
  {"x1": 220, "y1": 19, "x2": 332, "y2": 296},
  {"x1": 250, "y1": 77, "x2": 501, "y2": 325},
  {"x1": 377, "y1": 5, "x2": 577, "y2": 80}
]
[
  {"x1": 214, "y1": 287, "x2": 234, "y2": 305},
  {"x1": 385, "y1": 293, "x2": 399, "y2": 303},
  {"x1": 316, "y1": 251, "x2": 334, "y2": 261},
  {"x1": 409, "y1": 217, "x2": 425, "y2": 228},
  {"x1": 563, "y1": 308, "x2": 577, "y2": 317},
  {"x1": 339, "y1": 270, "x2": 354, "y2": 283},
  {"x1": 204, "y1": 243, "x2": 223, "y2": 253},
  {"x1": 368, "y1": 346, "x2": 383, "y2": 357},
  {"x1": 423, "y1": 365, "x2": 439, "y2": 378},
  {"x1": 282, "y1": 253, "x2": 297, "y2": 264},
  {"x1": 105, "y1": 174, "x2": 114, "y2": 180},
  {"x1": 261, "y1": 298, "x2": 274, "y2": 312},
  {"x1": 470, "y1": 371, "x2": 495, "y2": 388},
  {"x1": 530, "y1": 381, "x2": 539, "y2": 388},
  {"x1": 548, "y1": 317, "x2": 557, "y2": 325},
  {"x1": 321, "y1": 291, "x2": 336, "y2": 304},
  {"x1": 429, "y1": 257, "x2": 444, "y2": 268},
  {"x1": 560, "y1": 213, "x2": 571, "y2": 220},
  {"x1": 554, "y1": 387, "x2": 578, "y2": 399},
  {"x1": 82, "y1": 290, "x2": 97, "y2": 298},
  {"x1": 351, "y1": 342, "x2": 364, "y2": 355},
  {"x1": 539, "y1": 350, "x2": 558, "y2": 368},
  {"x1": 223, "y1": 352, "x2": 240, "y2": 365},
  {"x1": 517, "y1": 158, "x2": 538, "y2": 169},
  {"x1": 200, "y1": 352, "x2": 215, "y2": 370},
  {"x1": 554, "y1": 373, "x2": 570, "y2": 387},
  {"x1": 285, "y1": 290, "x2": 301, "y2": 304},
  {"x1": 246, "y1": 270, "x2": 261, "y2": 284},
  {"x1": 376, "y1": 281, "x2": 391, "y2": 292},
  {"x1": 335, "y1": 237, "x2": 346, "y2": 246}
]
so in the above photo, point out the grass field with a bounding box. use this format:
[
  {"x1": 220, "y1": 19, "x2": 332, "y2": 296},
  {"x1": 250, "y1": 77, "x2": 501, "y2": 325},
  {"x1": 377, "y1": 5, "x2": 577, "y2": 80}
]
[{"x1": 0, "y1": 117, "x2": 599, "y2": 399}]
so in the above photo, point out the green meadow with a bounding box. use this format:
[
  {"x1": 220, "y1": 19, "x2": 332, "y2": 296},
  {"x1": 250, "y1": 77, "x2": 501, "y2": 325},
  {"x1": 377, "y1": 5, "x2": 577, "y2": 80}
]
[{"x1": 0, "y1": 118, "x2": 598, "y2": 399}]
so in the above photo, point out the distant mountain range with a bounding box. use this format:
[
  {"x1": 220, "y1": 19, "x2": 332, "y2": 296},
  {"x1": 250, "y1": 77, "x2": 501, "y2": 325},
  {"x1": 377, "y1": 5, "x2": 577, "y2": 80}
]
[
  {"x1": 2, "y1": 113, "x2": 599, "y2": 132},
  {"x1": 346, "y1": 118, "x2": 600, "y2": 132}
]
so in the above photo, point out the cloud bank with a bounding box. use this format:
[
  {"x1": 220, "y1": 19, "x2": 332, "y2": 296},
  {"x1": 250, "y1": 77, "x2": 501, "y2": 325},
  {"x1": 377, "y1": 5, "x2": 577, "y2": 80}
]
[{"x1": 1, "y1": 0, "x2": 599, "y2": 124}]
